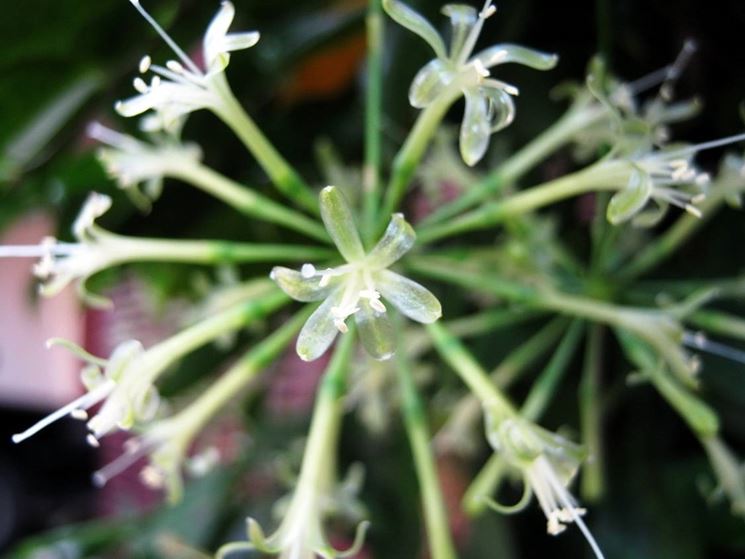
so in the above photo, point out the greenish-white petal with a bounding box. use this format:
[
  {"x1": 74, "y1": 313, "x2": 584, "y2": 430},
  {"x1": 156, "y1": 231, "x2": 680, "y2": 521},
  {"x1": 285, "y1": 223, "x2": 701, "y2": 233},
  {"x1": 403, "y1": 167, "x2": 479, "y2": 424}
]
[
  {"x1": 296, "y1": 288, "x2": 345, "y2": 361},
  {"x1": 367, "y1": 213, "x2": 416, "y2": 269},
  {"x1": 382, "y1": 0, "x2": 447, "y2": 59},
  {"x1": 632, "y1": 199, "x2": 669, "y2": 228},
  {"x1": 375, "y1": 269, "x2": 441, "y2": 323},
  {"x1": 104, "y1": 340, "x2": 144, "y2": 382},
  {"x1": 606, "y1": 166, "x2": 653, "y2": 225},
  {"x1": 441, "y1": 4, "x2": 478, "y2": 61},
  {"x1": 270, "y1": 266, "x2": 339, "y2": 302},
  {"x1": 482, "y1": 84, "x2": 516, "y2": 133},
  {"x1": 355, "y1": 299, "x2": 396, "y2": 361},
  {"x1": 203, "y1": 1, "x2": 235, "y2": 67},
  {"x1": 459, "y1": 90, "x2": 491, "y2": 166},
  {"x1": 319, "y1": 186, "x2": 365, "y2": 262},
  {"x1": 408, "y1": 59, "x2": 454, "y2": 108},
  {"x1": 472, "y1": 44, "x2": 559, "y2": 70}
]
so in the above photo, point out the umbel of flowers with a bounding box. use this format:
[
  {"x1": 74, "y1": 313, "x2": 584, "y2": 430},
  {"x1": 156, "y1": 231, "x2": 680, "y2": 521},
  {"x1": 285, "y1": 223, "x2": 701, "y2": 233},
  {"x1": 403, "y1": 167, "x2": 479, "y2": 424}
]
[{"x1": 3, "y1": 0, "x2": 745, "y2": 558}]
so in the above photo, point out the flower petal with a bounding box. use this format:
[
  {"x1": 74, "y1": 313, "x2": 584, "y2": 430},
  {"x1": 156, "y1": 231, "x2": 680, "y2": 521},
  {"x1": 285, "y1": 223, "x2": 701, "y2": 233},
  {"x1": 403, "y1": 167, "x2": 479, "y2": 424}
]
[
  {"x1": 355, "y1": 299, "x2": 395, "y2": 361},
  {"x1": 459, "y1": 90, "x2": 491, "y2": 166},
  {"x1": 606, "y1": 166, "x2": 653, "y2": 225},
  {"x1": 270, "y1": 266, "x2": 339, "y2": 302},
  {"x1": 203, "y1": 0, "x2": 236, "y2": 68},
  {"x1": 382, "y1": 0, "x2": 447, "y2": 60},
  {"x1": 482, "y1": 83, "x2": 515, "y2": 133},
  {"x1": 375, "y1": 269, "x2": 441, "y2": 323},
  {"x1": 320, "y1": 186, "x2": 365, "y2": 262},
  {"x1": 441, "y1": 4, "x2": 478, "y2": 60},
  {"x1": 296, "y1": 288, "x2": 344, "y2": 361},
  {"x1": 367, "y1": 213, "x2": 416, "y2": 269},
  {"x1": 472, "y1": 44, "x2": 559, "y2": 70},
  {"x1": 408, "y1": 59, "x2": 454, "y2": 109}
]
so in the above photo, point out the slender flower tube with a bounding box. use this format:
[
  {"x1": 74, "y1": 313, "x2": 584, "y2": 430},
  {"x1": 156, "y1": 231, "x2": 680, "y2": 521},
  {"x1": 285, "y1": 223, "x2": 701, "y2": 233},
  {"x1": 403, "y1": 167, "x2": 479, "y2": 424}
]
[
  {"x1": 217, "y1": 331, "x2": 369, "y2": 559},
  {"x1": 271, "y1": 186, "x2": 441, "y2": 361},
  {"x1": 383, "y1": 0, "x2": 557, "y2": 166},
  {"x1": 11, "y1": 289, "x2": 288, "y2": 446}
]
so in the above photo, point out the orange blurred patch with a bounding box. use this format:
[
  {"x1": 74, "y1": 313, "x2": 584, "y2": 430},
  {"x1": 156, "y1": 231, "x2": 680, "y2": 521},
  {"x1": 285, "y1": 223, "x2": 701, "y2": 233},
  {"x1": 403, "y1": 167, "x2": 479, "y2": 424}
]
[{"x1": 278, "y1": 32, "x2": 367, "y2": 105}]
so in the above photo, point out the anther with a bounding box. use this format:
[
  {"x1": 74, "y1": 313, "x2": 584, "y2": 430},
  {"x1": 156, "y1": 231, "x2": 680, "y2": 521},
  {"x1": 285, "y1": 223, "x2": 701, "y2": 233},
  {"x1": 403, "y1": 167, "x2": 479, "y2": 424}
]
[{"x1": 139, "y1": 55, "x2": 152, "y2": 74}]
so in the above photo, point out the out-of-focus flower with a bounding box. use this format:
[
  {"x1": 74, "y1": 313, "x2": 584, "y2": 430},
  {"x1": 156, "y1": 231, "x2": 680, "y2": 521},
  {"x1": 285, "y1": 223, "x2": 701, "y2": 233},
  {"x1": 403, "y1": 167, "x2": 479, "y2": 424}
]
[
  {"x1": 115, "y1": 1, "x2": 259, "y2": 132},
  {"x1": 271, "y1": 186, "x2": 441, "y2": 362},
  {"x1": 383, "y1": 0, "x2": 557, "y2": 165}
]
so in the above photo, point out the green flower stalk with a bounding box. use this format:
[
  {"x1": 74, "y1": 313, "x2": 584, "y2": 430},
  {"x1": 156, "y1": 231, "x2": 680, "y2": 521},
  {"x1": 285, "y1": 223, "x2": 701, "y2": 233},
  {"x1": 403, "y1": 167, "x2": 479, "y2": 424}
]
[
  {"x1": 0, "y1": 192, "x2": 331, "y2": 307},
  {"x1": 271, "y1": 186, "x2": 441, "y2": 361},
  {"x1": 89, "y1": 307, "x2": 309, "y2": 503},
  {"x1": 217, "y1": 331, "x2": 369, "y2": 559},
  {"x1": 11, "y1": 287, "x2": 288, "y2": 447}
]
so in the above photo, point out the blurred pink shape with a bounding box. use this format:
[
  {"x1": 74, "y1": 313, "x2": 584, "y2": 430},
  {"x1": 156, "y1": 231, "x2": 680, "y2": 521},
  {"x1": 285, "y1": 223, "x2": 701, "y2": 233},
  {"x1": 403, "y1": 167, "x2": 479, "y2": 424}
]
[{"x1": 0, "y1": 213, "x2": 83, "y2": 409}]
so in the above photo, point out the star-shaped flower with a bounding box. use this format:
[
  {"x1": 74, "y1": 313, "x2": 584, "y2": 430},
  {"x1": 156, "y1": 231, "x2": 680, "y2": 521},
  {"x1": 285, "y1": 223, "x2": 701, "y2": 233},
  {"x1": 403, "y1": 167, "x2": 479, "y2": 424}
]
[
  {"x1": 383, "y1": 0, "x2": 558, "y2": 165},
  {"x1": 115, "y1": 1, "x2": 260, "y2": 132},
  {"x1": 271, "y1": 186, "x2": 441, "y2": 361}
]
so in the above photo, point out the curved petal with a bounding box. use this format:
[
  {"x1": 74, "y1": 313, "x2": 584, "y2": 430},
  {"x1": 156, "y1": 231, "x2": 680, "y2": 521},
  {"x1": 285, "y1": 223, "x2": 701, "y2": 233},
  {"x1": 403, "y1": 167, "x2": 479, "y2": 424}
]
[
  {"x1": 296, "y1": 288, "x2": 345, "y2": 361},
  {"x1": 355, "y1": 299, "x2": 396, "y2": 361},
  {"x1": 270, "y1": 266, "x2": 340, "y2": 302},
  {"x1": 472, "y1": 44, "x2": 558, "y2": 70},
  {"x1": 382, "y1": 0, "x2": 447, "y2": 59},
  {"x1": 441, "y1": 4, "x2": 477, "y2": 60},
  {"x1": 409, "y1": 59, "x2": 454, "y2": 109},
  {"x1": 115, "y1": 93, "x2": 155, "y2": 118},
  {"x1": 606, "y1": 166, "x2": 653, "y2": 225},
  {"x1": 459, "y1": 90, "x2": 491, "y2": 166},
  {"x1": 320, "y1": 186, "x2": 365, "y2": 262},
  {"x1": 367, "y1": 213, "x2": 416, "y2": 269},
  {"x1": 203, "y1": 1, "x2": 235, "y2": 67},
  {"x1": 482, "y1": 83, "x2": 516, "y2": 133},
  {"x1": 375, "y1": 269, "x2": 441, "y2": 324}
]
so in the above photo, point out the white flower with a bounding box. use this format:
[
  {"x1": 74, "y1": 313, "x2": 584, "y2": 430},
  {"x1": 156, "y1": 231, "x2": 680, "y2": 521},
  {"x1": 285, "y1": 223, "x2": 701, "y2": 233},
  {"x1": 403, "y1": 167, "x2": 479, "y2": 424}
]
[
  {"x1": 270, "y1": 186, "x2": 441, "y2": 362},
  {"x1": 11, "y1": 339, "x2": 160, "y2": 446},
  {"x1": 605, "y1": 133, "x2": 745, "y2": 226},
  {"x1": 115, "y1": 1, "x2": 259, "y2": 131},
  {"x1": 485, "y1": 414, "x2": 605, "y2": 558},
  {"x1": 383, "y1": 0, "x2": 557, "y2": 165},
  {"x1": 87, "y1": 122, "x2": 202, "y2": 209},
  {"x1": 0, "y1": 193, "x2": 127, "y2": 305}
]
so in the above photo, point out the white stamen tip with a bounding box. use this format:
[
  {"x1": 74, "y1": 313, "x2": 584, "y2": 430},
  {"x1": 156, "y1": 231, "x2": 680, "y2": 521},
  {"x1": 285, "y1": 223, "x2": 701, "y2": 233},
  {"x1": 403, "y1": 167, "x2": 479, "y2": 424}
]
[
  {"x1": 133, "y1": 77, "x2": 148, "y2": 93},
  {"x1": 301, "y1": 263, "x2": 316, "y2": 279},
  {"x1": 685, "y1": 204, "x2": 703, "y2": 218},
  {"x1": 92, "y1": 471, "x2": 108, "y2": 487},
  {"x1": 87, "y1": 434, "x2": 101, "y2": 448},
  {"x1": 166, "y1": 60, "x2": 184, "y2": 74},
  {"x1": 71, "y1": 409, "x2": 89, "y2": 421},
  {"x1": 334, "y1": 319, "x2": 349, "y2": 334},
  {"x1": 139, "y1": 55, "x2": 152, "y2": 73}
]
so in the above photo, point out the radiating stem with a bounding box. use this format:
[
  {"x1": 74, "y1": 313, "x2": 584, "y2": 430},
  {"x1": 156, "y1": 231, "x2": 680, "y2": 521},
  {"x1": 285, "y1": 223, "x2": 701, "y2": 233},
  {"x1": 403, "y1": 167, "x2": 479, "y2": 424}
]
[
  {"x1": 97, "y1": 233, "x2": 335, "y2": 266},
  {"x1": 396, "y1": 347, "x2": 458, "y2": 559},
  {"x1": 579, "y1": 324, "x2": 605, "y2": 501},
  {"x1": 363, "y1": 0, "x2": 384, "y2": 243},
  {"x1": 417, "y1": 161, "x2": 629, "y2": 244},
  {"x1": 170, "y1": 159, "x2": 328, "y2": 242},
  {"x1": 212, "y1": 77, "x2": 319, "y2": 214},
  {"x1": 420, "y1": 104, "x2": 607, "y2": 227},
  {"x1": 378, "y1": 87, "x2": 462, "y2": 231}
]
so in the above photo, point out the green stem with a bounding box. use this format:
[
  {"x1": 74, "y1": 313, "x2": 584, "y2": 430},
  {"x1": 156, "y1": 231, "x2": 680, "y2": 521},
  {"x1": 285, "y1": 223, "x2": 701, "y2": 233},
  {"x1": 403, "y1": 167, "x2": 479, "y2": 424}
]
[
  {"x1": 378, "y1": 87, "x2": 462, "y2": 230},
  {"x1": 102, "y1": 233, "x2": 335, "y2": 265},
  {"x1": 417, "y1": 160, "x2": 629, "y2": 244},
  {"x1": 397, "y1": 349, "x2": 458, "y2": 559},
  {"x1": 520, "y1": 320, "x2": 584, "y2": 420},
  {"x1": 426, "y1": 322, "x2": 515, "y2": 419},
  {"x1": 362, "y1": 0, "x2": 384, "y2": 243},
  {"x1": 579, "y1": 324, "x2": 605, "y2": 501},
  {"x1": 212, "y1": 77, "x2": 319, "y2": 214},
  {"x1": 179, "y1": 306, "x2": 312, "y2": 430},
  {"x1": 436, "y1": 318, "x2": 567, "y2": 456},
  {"x1": 420, "y1": 105, "x2": 607, "y2": 227},
  {"x1": 170, "y1": 158, "x2": 328, "y2": 242},
  {"x1": 688, "y1": 309, "x2": 745, "y2": 342}
]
